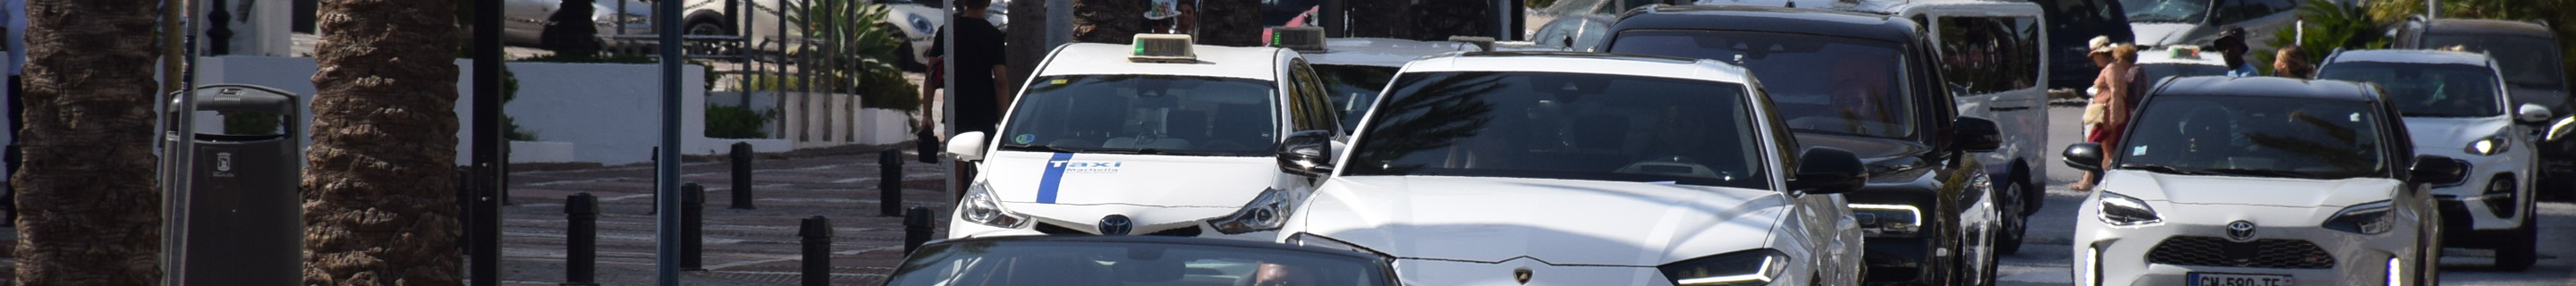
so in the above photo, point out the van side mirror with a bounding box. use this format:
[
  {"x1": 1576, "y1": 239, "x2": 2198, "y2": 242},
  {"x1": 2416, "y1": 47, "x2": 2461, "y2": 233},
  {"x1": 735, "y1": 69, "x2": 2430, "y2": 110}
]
[
  {"x1": 2062, "y1": 142, "x2": 2104, "y2": 172},
  {"x1": 1954, "y1": 116, "x2": 2003, "y2": 152},
  {"x1": 2410, "y1": 156, "x2": 2468, "y2": 185},
  {"x1": 946, "y1": 131, "x2": 988, "y2": 162},
  {"x1": 1791, "y1": 147, "x2": 1868, "y2": 195},
  {"x1": 2518, "y1": 104, "x2": 2554, "y2": 123},
  {"x1": 1276, "y1": 130, "x2": 1335, "y2": 176}
]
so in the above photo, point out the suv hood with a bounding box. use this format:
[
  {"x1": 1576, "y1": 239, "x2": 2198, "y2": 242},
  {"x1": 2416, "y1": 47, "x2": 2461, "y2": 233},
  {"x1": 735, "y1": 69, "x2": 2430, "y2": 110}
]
[
  {"x1": 979, "y1": 151, "x2": 1282, "y2": 207},
  {"x1": 2101, "y1": 171, "x2": 2401, "y2": 208},
  {"x1": 2404, "y1": 115, "x2": 2516, "y2": 156},
  {"x1": 1292, "y1": 176, "x2": 1788, "y2": 266}
]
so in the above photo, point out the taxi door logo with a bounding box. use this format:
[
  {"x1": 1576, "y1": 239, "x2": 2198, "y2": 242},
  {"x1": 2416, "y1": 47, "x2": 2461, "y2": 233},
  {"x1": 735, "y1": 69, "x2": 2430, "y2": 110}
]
[
  {"x1": 1049, "y1": 161, "x2": 1124, "y2": 173},
  {"x1": 214, "y1": 152, "x2": 236, "y2": 178}
]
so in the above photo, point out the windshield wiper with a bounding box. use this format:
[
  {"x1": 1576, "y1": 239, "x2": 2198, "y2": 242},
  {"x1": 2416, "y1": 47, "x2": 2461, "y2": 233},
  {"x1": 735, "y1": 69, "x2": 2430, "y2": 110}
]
[
  {"x1": 996, "y1": 143, "x2": 1080, "y2": 153},
  {"x1": 2118, "y1": 164, "x2": 2219, "y2": 175},
  {"x1": 2204, "y1": 168, "x2": 2322, "y2": 179}
]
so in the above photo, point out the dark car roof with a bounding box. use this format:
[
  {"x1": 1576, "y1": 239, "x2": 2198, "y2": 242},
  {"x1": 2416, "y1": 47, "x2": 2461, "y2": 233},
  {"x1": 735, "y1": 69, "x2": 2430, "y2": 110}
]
[
  {"x1": 2423, "y1": 19, "x2": 2557, "y2": 38},
  {"x1": 916, "y1": 235, "x2": 1385, "y2": 260},
  {"x1": 2148, "y1": 76, "x2": 2380, "y2": 102},
  {"x1": 1609, "y1": 4, "x2": 1920, "y2": 44}
]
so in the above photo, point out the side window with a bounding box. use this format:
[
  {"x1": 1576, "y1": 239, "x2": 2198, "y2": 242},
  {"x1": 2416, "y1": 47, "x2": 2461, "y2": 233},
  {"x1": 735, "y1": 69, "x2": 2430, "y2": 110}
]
[
  {"x1": 1934, "y1": 16, "x2": 2037, "y2": 95},
  {"x1": 1286, "y1": 60, "x2": 1337, "y2": 133}
]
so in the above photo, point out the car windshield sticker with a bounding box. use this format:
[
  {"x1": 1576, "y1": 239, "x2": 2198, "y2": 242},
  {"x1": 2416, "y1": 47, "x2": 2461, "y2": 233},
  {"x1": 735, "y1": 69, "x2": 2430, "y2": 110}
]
[
  {"x1": 1036, "y1": 152, "x2": 1076, "y2": 204},
  {"x1": 2350, "y1": 113, "x2": 2361, "y2": 122},
  {"x1": 1014, "y1": 134, "x2": 1036, "y2": 144},
  {"x1": 2132, "y1": 146, "x2": 2148, "y2": 156},
  {"x1": 1063, "y1": 161, "x2": 1123, "y2": 173},
  {"x1": 1050, "y1": 79, "x2": 1069, "y2": 85}
]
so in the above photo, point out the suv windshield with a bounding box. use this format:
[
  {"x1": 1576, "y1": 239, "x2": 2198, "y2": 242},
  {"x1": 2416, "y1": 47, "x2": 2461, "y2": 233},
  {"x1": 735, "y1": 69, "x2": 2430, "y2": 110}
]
[
  {"x1": 1609, "y1": 30, "x2": 1916, "y2": 139},
  {"x1": 2426, "y1": 35, "x2": 2569, "y2": 90},
  {"x1": 2119, "y1": 0, "x2": 2207, "y2": 22},
  {"x1": 1315, "y1": 64, "x2": 1400, "y2": 131},
  {"x1": 2318, "y1": 62, "x2": 2503, "y2": 117},
  {"x1": 2116, "y1": 95, "x2": 2389, "y2": 179},
  {"x1": 997, "y1": 75, "x2": 1280, "y2": 156},
  {"x1": 888, "y1": 240, "x2": 1393, "y2": 286},
  {"x1": 1343, "y1": 72, "x2": 1770, "y2": 189}
]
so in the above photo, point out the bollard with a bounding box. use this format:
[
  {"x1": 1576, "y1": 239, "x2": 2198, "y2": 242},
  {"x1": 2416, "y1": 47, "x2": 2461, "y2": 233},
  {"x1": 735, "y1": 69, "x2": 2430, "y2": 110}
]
[
  {"x1": 564, "y1": 193, "x2": 600, "y2": 286},
  {"x1": 880, "y1": 149, "x2": 904, "y2": 217},
  {"x1": 682, "y1": 182, "x2": 706, "y2": 270},
  {"x1": 904, "y1": 206, "x2": 933, "y2": 255},
  {"x1": 799, "y1": 215, "x2": 834, "y2": 286},
  {"x1": 731, "y1": 142, "x2": 756, "y2": 209},
  {"x1": 648, "y1": 147, "x2": 659, "y2": 214}
]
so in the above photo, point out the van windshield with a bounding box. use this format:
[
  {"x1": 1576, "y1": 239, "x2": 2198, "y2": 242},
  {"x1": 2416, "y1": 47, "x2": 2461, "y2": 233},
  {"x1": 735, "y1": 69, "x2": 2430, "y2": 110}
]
[
  {"x1": 996, "y1": 75, "x2": 1280, "y2": 156},
  {"x1": 2119, "y1": 0, "x2": 2208, "y2": 23},
  {"x1": 2316, "y1": 62, "x2": 2504, "y2": 118}
]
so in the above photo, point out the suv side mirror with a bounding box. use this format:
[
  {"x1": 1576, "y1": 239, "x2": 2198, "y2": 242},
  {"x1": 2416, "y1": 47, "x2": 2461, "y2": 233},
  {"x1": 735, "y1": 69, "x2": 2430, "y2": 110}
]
[
  {"x1": 946, "y1": 131, "x2": 988, "y2": 162},
  {"x1": 1276, "y1": 130, "x2": 1336, "y2": 177},
  {"x1": 2062, "y1": 142, "x2": 2104, "y2": 172},
  {"x1": 1954, "y1": 116, "x2": 2004, "y2": 152},
  {"x1": 2410, "y1": 155, "x2": 2468, "y2": 185},
  {"x1": 2518, "y1": 104, "x2": 2554, "y2": 123},
  {"x1": 1791, "y1": 147, "x2": 1868, "y2": 195}
]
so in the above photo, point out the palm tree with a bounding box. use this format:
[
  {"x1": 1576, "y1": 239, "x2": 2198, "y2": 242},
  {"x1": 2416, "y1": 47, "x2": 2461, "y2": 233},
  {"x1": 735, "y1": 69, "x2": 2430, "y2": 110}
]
[
  {"x1": 10, "y1": 0, "x2": 167, "y2": 284},
  {"x1": 301, "y1": 0, "x2": 467, "y2": 283}
]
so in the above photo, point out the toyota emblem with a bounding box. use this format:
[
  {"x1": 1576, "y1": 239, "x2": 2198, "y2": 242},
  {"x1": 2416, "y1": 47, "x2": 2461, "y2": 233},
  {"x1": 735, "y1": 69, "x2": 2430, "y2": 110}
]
[
  {"x1": 2225, "y1": 221, "x2": 2258, "y2": 242},
  {"x1": 1098, "y1": 214, "x2": 1134, "y2": 236}
]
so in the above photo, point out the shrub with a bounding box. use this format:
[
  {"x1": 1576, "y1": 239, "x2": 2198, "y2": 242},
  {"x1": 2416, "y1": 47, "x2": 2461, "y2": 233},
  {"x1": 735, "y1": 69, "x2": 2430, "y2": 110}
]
[{"x1": 706, "y1": 105, "x2": 777, "y2": 139}]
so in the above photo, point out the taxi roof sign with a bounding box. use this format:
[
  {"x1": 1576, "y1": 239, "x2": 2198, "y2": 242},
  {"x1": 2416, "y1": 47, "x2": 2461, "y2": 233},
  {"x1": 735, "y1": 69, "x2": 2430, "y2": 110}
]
[
  {"x1": 1271, "y1": 27, "x2": 1327, "y2": 53},
  {"x1": 1446, "y1": 36, "x2": 1496, "y2": 52},
  {"x1": 1131, "y1": 34, "x2": 1197, "y2": 63}
]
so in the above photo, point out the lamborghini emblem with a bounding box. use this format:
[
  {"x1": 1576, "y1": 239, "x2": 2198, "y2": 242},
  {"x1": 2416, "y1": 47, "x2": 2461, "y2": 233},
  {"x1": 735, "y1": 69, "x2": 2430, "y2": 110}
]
[{"x1": 1513, "y1": 268, "x2": 1533, "y2": 284}]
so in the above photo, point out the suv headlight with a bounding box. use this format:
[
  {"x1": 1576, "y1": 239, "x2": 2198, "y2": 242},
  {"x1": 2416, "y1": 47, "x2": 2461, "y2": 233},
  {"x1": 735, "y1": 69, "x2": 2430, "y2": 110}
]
[
  {"x1": 1211, "y1": 188, "x2": 1294, "y2": 234},
  {"x1": 1658, "y1": 249, "x2": 1791, "y2": 286},
  {"x1": 2466, "y1": 135, "x2": 2511, "y2": 156},
  {"x1": 2097, "y1": 191, "x2": 2163, "y2": 226},
  {"x1": 959, "y1": 182, "x2": 1029, "y2": 228},
  {"x1": 907, "y1": 14, "x2": 935, "y2": 34},
  {"x1": 1849, "y1": 204, "x2": 1922, "y2": 237},
  {"x1": 2324, "y1": 200, "x2": 2395, "y2": 235}
]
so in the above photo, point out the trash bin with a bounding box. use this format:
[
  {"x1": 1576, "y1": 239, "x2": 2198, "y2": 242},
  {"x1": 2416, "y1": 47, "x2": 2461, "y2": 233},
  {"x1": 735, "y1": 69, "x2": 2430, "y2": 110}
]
[{"x1": 166, "y1": 84, "x2": 301, "y2": 286}]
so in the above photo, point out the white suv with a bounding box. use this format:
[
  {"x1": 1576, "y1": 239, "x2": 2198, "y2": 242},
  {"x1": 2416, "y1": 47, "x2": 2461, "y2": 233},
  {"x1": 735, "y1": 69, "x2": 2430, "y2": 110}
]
[
  {"x1": 2063, "y1": 76, "x2": 2462, "y2": 286},
  {"x1": 944, "y1": 35, "x2": 1338, "y2": 241},
  {"x1": 2316, "y1": 49, "x2": 2550, "y2": 269},
  {"x1": 1281, "y1": 52, "x2": 1868, "y2": 285}
]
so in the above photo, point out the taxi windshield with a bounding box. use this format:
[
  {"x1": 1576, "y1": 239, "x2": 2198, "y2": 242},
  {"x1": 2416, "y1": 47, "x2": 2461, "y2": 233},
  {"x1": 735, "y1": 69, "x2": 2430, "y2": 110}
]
[
  {"x1": 1315, "y1": 64, "x2": 1400, "y2": 131},
  {"x1": 2316, "y1": 62, "x2": 2503, "y2": 117},
  {"x1": 997, "y1": 75, "x2": 1280, "y2": 156},
  {"x1": 2115, "y1": 95, "x2": 2389, "y2": 180},
  {"x1": 886, "y1": 240, "x2": 1394, "y2": 286},
  {"x1": 1343, "y1": 72, "x2": 1770, "y2": 189},
  {"x1": 1609, "y1": 29, "x2": 1916, "y2": 139},
  {"x1": 2119, "y1": 0, "x2": 2208, "y2": 23}
]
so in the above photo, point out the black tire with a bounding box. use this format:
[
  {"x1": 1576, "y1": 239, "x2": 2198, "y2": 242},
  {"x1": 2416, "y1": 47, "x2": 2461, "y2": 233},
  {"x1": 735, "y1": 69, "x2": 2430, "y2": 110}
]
[
  {"x1": 1996, "y1": 183, "x2": 2029, "y2": 256},
  {"x1": 686, "y1": 20, "x2": 731, "y2": 36},
  {"x1": 2494, "y1": 199, "x2": 2538, "y2": 271}
]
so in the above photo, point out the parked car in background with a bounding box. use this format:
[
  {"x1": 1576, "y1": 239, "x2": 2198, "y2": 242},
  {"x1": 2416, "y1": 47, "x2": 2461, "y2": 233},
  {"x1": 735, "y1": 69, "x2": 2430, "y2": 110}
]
[
  {"x1": 502, "y1": 0, "x2": 656, "y2": 46},
  {"x1": 2133, "y1": 45, "x2": 2231, "y2": 87},
  {"x1": 2316, "y1": 49, "x2": 2547, "y2": 271},
  {"x1": 1606, "y1": 4, "x2": 2010, "y2": 285},
  {"x1": 1526, "y1": 0, "x2": 1619, "y2": 51},
  {"x1": 943, "y1": 35, "x2": 1338, "y2": 242},
  {"x1": 1282, "y1": 51, "x2": 1869, "y2": 285},
  {"x1": 2390, "y1": 17, "x2": 2576, "y2": 202},
  {"x1": 2037, "y1": 0, "x2": 2133, "y2": 88},
  {"x1": 2119, "y1": 0, "x2": 2299, "y2": 50},
  {"x1": 885, "y1": 236, "x2": 1401, "y2": 286},
  {"x1": 680, "y1": 0, "x2": 1004, "y2": 72},
  {"x1": 2064, "y1": 76, "x2": 2453, "y2": 286}
]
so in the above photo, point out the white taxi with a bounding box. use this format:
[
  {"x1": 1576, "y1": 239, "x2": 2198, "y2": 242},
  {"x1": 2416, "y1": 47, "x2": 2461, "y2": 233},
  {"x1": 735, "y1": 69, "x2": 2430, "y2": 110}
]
[
  {"x1": 944, "y1": 35, "x2": 1341, "y2": 241},
  {"x1": 1281, "y1": 52, "x2": 1868, "y2": 285}
]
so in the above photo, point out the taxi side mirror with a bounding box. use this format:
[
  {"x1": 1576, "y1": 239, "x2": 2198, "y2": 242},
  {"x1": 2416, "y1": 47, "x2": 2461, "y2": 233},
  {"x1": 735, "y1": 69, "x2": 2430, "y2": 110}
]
[
  {"x1": 2410, "y1": 156, "x2": 2468, "y2": 185},
  {"x1": 1276, "y1": 130, "x2": 1335, "y2": 177},
  {"x1": 1791, "y1": 147, "x2": 1867, "y2": 195},
  {"x1": 2062, "y1": 142, "x2": 2104, "y2": 172},
  {"x1": 947, "y1": 131, "x2": 988, "y2": 162}
]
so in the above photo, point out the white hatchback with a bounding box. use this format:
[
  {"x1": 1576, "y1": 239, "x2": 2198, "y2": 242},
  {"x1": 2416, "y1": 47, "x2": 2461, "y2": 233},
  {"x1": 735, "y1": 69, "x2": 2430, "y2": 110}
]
[{"x1": 1280, "y1": 52, "x2": 1868, "y2": 286}]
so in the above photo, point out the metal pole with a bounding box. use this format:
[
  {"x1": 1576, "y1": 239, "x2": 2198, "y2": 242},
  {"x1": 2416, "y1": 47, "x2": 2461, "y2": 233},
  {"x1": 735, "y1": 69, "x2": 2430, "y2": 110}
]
[
  {"x1": 656, "y1": 0, "x2": 687, "y2": 281},
  {"x1": 731, "y1": 142, "x2": 755, "y2": 209},
  {"x1": 471, "y1": 0, "x2": 507, "y2": 283},
  {"x1": 163, "y1": 0, "x2": 204, "y2": 283}
]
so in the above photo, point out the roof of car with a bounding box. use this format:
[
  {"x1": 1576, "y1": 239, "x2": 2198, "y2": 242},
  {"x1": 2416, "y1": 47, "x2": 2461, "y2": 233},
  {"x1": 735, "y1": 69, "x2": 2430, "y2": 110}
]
[
  {"x1": 1610, "y1": 4, "x2": 1920, "y2": 45},
  {"x1": 917, "y1": 235, "x2": 1386, "y2": 260},
  {"x1": 2137, "y1": 46, "x2": 2227, "y2": 66},
  {"x1": 1303, "y1": 38, "x2": 1478, "y2": 68},
  {"x1": 2422, "y1": 18, "x2": 2557, "y2": 37},
  {"x1": 1035, "y1": 42, "x2": 1291, "y2": 80},
  {"x1": 2323, "y1": 49, "x2": 2496, "y2": 67},
  {"x1": 2149, "y1": 76, "x2": 2380, "y2": 102},
  {"x1": 1397, "y1": 51, "x2": 1755, "y2": 84},
  {"x1": 1826, "y1": 0, "x2": 2046, "y2": 17}
]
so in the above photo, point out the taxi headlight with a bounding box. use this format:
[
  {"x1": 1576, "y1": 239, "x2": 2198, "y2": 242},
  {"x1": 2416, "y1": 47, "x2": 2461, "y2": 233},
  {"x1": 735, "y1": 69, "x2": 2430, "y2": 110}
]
[
  {"x1": 2097, "y1": 191, "x2": 2163, "y2": 226},
  {"x1": 2466, "y1": 135, "x2": 2510, "y2": 156},
  {"x1": 1211, "y1": 188, "x2": 1293, "y2": 234},
  {"x1": 959, "y1": 183, "x2": 1029, "y2": 228},
  {"x1": 1658, "y1": 249, "x2": 1791, "y2": 286},
  {"x1": 2324, "y1": 200, "x2": 2395, "y2": 235}
]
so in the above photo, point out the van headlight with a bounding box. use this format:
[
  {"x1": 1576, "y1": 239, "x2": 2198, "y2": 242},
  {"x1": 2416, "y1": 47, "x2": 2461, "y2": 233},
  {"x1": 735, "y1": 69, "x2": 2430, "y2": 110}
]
[
  {"x1": 2466, "y1": 135, "x2": 2510, "y2": 156},
  {"x1": 1211, "y1": 188, "x2": 1294, "y2": 234},
  {"x1": 959, "y1": 182, "x2": 1029, "y2": 228},
  {"x1": 2097, "y1": 191, "x2": 2163, "y2": 226},
  {"x1": 2324, "y1": 200, "x2": 2395, "y2": 235},
  {"x1": 1658, "y1": 249, "x2": 1791, "y2": 286}
]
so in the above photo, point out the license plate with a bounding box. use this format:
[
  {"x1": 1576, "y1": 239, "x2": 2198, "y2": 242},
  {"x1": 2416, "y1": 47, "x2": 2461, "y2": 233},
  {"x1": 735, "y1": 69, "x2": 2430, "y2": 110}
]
[{"x1": 2188, "y1": 273, "x2": 2292, "y2": 286}]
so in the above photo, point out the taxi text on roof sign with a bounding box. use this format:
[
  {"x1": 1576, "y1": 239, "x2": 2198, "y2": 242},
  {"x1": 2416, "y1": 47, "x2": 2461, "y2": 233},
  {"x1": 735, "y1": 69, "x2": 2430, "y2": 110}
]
[{"x1": 1131, "y1": 34, "x2": 1197, "y2": 63}]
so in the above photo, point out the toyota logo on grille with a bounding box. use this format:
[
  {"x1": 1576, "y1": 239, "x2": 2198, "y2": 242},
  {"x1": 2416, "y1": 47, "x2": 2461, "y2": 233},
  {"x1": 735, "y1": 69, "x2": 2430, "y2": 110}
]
[
  {"x1": 1099, "y1": 214, "x2": 1134, "y2": 236},
  {"x1": 2225, "y1": 221, "x2": 2258, "y2": 242}
]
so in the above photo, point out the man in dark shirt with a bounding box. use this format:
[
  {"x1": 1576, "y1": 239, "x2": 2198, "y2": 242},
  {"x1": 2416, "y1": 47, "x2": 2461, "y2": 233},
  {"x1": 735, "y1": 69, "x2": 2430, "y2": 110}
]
[{"x1": 925, "y1": 0, "x2": 1010, "y2": 135}]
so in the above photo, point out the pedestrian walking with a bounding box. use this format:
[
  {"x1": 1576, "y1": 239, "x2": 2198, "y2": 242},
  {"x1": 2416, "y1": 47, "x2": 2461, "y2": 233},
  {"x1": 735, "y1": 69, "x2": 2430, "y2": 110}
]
[
  {"x1": 2, "y1": 0, "x2": 23, "y2": 225},
  {"x1": 2074, "y1": 41, "x2": 2136, "y2": 191},
  {"x1": 924, "y1": 0, "x2": 1008, "y2": 200},
  {"x1": 2213, "y1": 25, "x2": 2257, "y2": 77},
  {"x1": 2273, "y1": 45, "x2": 2312, "y2": 79}
]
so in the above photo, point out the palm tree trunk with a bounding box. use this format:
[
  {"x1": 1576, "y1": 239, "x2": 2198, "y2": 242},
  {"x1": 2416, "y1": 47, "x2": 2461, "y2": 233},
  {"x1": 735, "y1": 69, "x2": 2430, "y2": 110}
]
[
  {"x1": 11, "y1": 0, "x2": 168, "y2": 284},
  {"x1": 301, "y1": 0, "x2": 466, "y2": 284}
]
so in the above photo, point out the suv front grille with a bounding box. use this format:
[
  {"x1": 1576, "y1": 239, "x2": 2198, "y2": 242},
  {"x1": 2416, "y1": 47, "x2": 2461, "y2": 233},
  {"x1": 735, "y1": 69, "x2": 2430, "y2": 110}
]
[{"x1": 2146, "y1": 236, "x2": 2334, "y2": 269}]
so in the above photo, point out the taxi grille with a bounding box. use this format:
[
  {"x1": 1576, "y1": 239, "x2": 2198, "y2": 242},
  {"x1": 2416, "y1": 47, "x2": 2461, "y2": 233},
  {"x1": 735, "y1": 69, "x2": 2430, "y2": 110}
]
[
  {"x1": 1032, "y1": 223, "x2": 1201, "y2": 237},
  {"x1": 2146, "y1": 236, "x2": 2334, "y2": 269}
]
